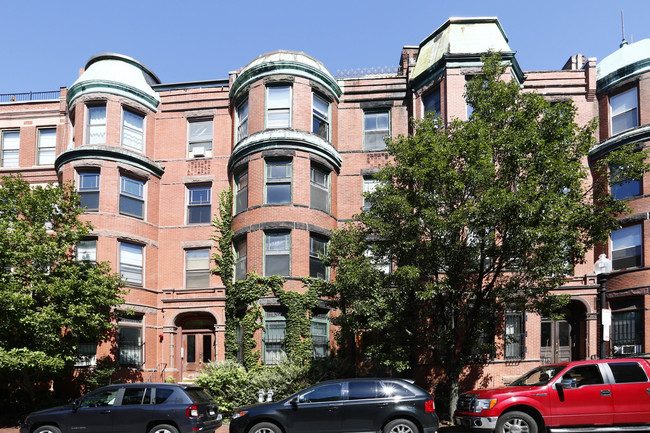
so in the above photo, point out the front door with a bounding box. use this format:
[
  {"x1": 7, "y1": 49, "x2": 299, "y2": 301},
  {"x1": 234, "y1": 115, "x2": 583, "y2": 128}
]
[
  {"x1": 541, "y1": 319, "x2": 571, "y2": 364},
  {"x1": 182, "y1": 332, "x2": 214, "y2": 380}
]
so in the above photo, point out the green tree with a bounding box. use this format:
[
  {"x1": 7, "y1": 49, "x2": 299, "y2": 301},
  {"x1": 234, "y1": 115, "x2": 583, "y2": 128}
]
[
  {"x1": 325, "y1": 53, "x2": 648, "y2": 419},
  {"x1": 0, "y1": 175, "x2": 124, "y2": 402}
]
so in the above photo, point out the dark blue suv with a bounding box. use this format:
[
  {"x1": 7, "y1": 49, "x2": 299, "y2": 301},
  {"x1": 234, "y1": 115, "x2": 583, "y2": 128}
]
[
  {"x1": 230, "y1": 378, "x2": 438, "y2": 433},
  {"x1": 20, "y1": 383, "x2": 222, "y2": 433}
]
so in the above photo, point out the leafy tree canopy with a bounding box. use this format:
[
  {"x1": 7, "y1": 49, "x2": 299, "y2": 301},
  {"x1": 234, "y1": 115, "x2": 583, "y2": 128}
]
[
  {"x1": 0, "y1": 175, "x2": 124, "y2": 397},
  {"x1": 324, "y1": 53, "x2": 648, "y2": 416}
]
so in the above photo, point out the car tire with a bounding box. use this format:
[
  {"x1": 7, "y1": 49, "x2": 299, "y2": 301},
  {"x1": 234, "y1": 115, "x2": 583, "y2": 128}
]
[
  {"x1": 249, "y1": 422, "x2": 282, "y2": 433},
  {"x1": 495, "y1": 411, "x2": 538, "y2": 433},
  {"x1": 148, "y1": 424, "x2": 180, "y2": 433},
  {"x1": 34, "y1": 426, "x2": 62, "y2": 433},
  {"x1": 384, "y1": 418, "x2": 418, "y2": 433}
]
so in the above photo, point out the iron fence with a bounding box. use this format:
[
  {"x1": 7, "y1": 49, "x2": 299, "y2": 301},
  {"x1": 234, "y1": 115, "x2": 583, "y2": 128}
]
[{"x1": 0, "y1": 91, "x2": 60, "y2": 103}]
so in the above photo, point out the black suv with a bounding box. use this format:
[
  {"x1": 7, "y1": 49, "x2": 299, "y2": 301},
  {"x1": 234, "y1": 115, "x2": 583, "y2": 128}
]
[
  {"x1": 229, "y1": 378, "x2": 438, "y2": 433},
  {"x1": 20, "y1": 383, "x2": 222, "y2": 433}
]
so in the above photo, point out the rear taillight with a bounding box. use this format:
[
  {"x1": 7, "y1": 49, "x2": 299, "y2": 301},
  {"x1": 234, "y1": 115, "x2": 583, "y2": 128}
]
[
  {"x1": 186, "y1": 404, "x2": 199, "y2": 417},
  {"x1": 425, "y1": 398, "x2": 435, "y2": 413}
]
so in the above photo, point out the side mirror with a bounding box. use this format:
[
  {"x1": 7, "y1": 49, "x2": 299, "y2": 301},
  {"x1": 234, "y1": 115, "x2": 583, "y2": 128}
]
[
  {"x1": 72, "y1": 398, "x2": 81, "y2": 412},
  {"x1": 559, "y1": 379, "x2": 577, "y2": 389},
  {"x1": 290, "y1": 397, "x2": 298, "y2": 407}
]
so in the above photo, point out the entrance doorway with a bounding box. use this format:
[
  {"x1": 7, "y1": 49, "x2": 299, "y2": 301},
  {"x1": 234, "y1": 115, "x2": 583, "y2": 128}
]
[
  {"x1": 540, "y1": 300, "x2": 587, "y2": 364},
  {"x1": 177, "y1": 314, "x2": 216, "y2": 381}
]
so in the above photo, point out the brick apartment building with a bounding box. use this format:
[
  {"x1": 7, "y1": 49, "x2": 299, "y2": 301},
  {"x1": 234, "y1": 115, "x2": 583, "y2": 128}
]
[{"x1": 0, "y1": 17, "x2": 648, "y2": 386}]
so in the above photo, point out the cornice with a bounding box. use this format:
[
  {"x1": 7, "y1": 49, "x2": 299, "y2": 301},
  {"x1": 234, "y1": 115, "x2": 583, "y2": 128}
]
[{"x1": 55, "y1": 146, "x2": 165, "y2": 178}]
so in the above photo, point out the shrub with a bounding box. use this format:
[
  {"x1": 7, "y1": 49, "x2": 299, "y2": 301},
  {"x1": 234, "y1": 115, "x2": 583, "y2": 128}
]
[{"x1": 195, "y1": 360, "x2": 254, "y2": 417}]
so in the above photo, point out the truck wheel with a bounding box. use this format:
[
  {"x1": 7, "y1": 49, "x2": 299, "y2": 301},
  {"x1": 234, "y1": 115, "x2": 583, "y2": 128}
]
[
  {"x1": 383, "y1": 418, "x2": 418, "y2": 433},
  {"x1": 249, "y1": 422, "x2": 281, "y2": 433},
  {"x1": 496, "y1": 411, "x2": 538, "y2": 433}
]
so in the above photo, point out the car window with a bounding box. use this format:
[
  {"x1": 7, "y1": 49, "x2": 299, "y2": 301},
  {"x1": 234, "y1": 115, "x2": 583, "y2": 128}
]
[
  {"x1": 380, "y1": 381, "x2": 414, "y2": 397},
  {"x1": 348, "y1": 381, "x2": 378, "y2": 400},
  {"x1": 510, "y1": 365, "x2": 565, "y2": 386},
  {"x1": 561, "y1": 365, "x2": 604, "y2": 387},
  {"x1": 122, "y1": 387, "x2": 149, "y2": 405},
  {"x1": 609, "y1": 362, "x2": 649, "y2": 383},
  {"x1": 80, "y1": 389, "x2": 119, "y2": 408},
  {"x1": 154, "y1": 388, "x2": 174, "y2": 404},
  {"x1": 186, "y1": 387, "x2": 214, "y2": 403},
  {"x1": 298, "y1": 383, "x2": 342, "y2": 403}
]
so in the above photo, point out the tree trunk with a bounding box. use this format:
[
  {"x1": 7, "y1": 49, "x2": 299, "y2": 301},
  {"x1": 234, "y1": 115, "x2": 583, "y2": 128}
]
[{"x1": 448, "y1": 377, "x2": 459, "y2": 424}]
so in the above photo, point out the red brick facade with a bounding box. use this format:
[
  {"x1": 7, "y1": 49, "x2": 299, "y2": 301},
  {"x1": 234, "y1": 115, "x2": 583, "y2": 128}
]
[{"x1": 0, "y1": 17, "x2": 648, "y2": 387}]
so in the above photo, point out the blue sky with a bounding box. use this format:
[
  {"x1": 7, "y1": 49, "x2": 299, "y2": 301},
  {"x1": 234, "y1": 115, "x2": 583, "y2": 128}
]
[{"x1": 2, "y1": 0, "x2": 649, "y2": 94}]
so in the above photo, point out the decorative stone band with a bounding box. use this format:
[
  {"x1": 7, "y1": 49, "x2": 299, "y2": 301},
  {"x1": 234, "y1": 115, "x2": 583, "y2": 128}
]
[{"x1": 55, "y1": 145, "x2": 165, "y2": 178}]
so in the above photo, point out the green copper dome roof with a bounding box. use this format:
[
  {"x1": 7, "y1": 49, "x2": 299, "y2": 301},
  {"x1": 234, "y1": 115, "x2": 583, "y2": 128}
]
[{"x1": 597, "y1": 39, "x2": 650, "y2": 93}]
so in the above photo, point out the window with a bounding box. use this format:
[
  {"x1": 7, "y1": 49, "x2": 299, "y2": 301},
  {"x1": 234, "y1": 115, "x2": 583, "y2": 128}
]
[
  {"x1": 264, "y1": 231, "x2": 290, "y2": 276},
  {"x1": 505, "y1": 311, "x2": 525, "y2": 360},
  {"x1": 298, "y1": 383, "x2": 341, "y2": 403},
  {"x1": 234, "y1": 169, "x2": 248, "y2": 213},
  {"x1": 611, "y1": 225, "x2": 642, "y2": 270},
  {"x1": 611, "y1": 164, "x2": 641, "y2": 200},
  {"x1": 561, "y1": 365, "x2": 604, "y2": 387},
  {"x1": 423, "y1": 87, "x2": 441, "y2": 116},
  {"x1": 312, "y1": 94, "x2": 330, "y2": 140},
  {"x1": 87, "y1": 105, "x2": 106, "y2": 144},
  {"x1": 348, "y1": 381, "x2": 378, "y2": 400},
  {"x1": 120, "y1": 175, "x2": 145, "y2": 218},
  {"x1": 77, "y1": 239, "x2": 97, "y2": 262},
  {"x1": 264, "y1": 309, "x2": 286, "y2": 365},
  {"x1": 365, "y1": 249, "x2": 391, "y2": 275},
  {"x1": 186, "y1": 249, "x2": 210, "y2": 288},
  {"x1": 608, "y1": 362, "x2": 648, "y2": 383},
  {"x1": 363, "y1": 111, "x2": 389, "y2": 151},
  {"x1": 80, "y1": 388, "x2": 119, "y2": 407},
  {"x1": 612, "y1": 310, "x2": 643, "y2": 355},
  {"x1": 237, "y1": 99, "x2": 249, "y2": 141},
  {"x1": 265, "y1": 160, "x2": 292, "y2": 204},
  {"x1": 118, "y1": 323, "x2": 143, "y2": 366},
  {"x1": 120, "y1": 242, "x2": 143, "y2": 285},
  {"x1": 122, "y1": 109, "x2": 144, "y2": 151},
  {"x1": 187, "y1": 185, "x2": 211, "y2": 224},
  {"x1": 610, "y1": 87, "x2": 638, "y2": 135},
  {"x1": 234, "y1": 237, "x2": 247, "y2": 280},
  {"x1": 309, "y1": 234, "x2": 328, "y2": 279},
  {"x1": 37, "y1": 128, "x2": 56, "y2": 165},
  {"x1": 267, "y1": 86, "x2": 291, "y2": 128},
  {"x1": 311, "y1": 312, "x2": 329, "y2": 358},
  {"x1": 78, "y1": 171, "x2": 100, "y2": 211},
  {"x1": 188, "y1": 119, "x2": 213, "y2": 157},
  {"x1": 122, "y1": 387, "x2": 151, "y2": 405},
  {"x1": 75, "y1": 342, "x2": 97, "y2": 367},
  {"x1": 1, "y1": 130, "x2": 19, "y2": 167},
  {"x1": 363, "y1": 176, "x2": 379, "y2": 211},
  {"x1": 310, "y1": 165, "x2": 330, "y2": 212}
]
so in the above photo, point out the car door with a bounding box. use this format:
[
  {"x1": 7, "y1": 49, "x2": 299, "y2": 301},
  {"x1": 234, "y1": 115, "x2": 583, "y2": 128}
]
[
  {"x1": 68, "y1": 387, "x2": 122, "y2": 433},
  {"x1": 111, "y1": 386, "x2": 152, "y2": 433},
  {"x1": 548, "y1": 364, "x2": 613, "y2": 426},
  {"x1": 340, "y1": 380, "x2": 381, "y2": 432},
  {"x1": 289, "y1": 382, "x2": 343, "y2": 433},
  {"x1": 607, "y1": 361, "x2": 650, "y2": 425}
]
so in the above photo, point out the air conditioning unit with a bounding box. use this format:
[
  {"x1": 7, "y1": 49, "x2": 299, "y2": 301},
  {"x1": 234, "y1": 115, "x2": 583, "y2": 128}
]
[
  {"x1": 193, "y1": 146, "x2": 205, "y2": 157},
  {"x1": 615, "y1": 344, "x2": 639, "y2": 355}
]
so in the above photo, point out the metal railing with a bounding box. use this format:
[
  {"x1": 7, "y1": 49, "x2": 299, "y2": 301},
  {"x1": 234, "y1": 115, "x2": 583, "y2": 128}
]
[
  {"x1": 145, "y1": 362, "x2": 168, "y2": 382},
  {"x1": 0, "y1": 91, "x2": 60, "y2": 103}
]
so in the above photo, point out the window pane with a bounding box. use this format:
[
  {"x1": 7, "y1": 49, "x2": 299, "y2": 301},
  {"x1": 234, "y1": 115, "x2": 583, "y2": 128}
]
[
  {"x1": 120, "y1": 195, "x2": 144, "y2": 218},
  {"x1": 122, "y1": 110, "x2": 144, "y2": 151},
  {"x1": 612, "y1": 225, "x2": 642, "y2": 269},
  {"x1": 235, "y1": 170, "x2": 248, "y2": 213},
  {"x1": 235, "y1": 238, "x2": 247, "y2": 280},
  {"x1": 38, "y1": 128, "x2": 56, "y2": 165},
  {"x1": 266, "y1": 183, "x2": 291, "y2": 203},
  {"x1": 88, "y1": 106, "x2": 106, "y2": 144},
  {"x1": 611, "y1": 88, "x2": 638, "y2": 135},
  {"x1": 268, "y1": 87, "x2": 290, "y2": 108},
  {"x1": 423, "y1": 88, "x2": 441, "y2": 114},
  {"x1": 237, "y1": 100, "x2": 249, "y2": 140},
  {"x1": 189, "y1": 121, "x2": 213, "y2": 145},
  {"x1": 77, "y1": 239, "x2": 97, "y2": 261},
  {"x1": 298, "y1": 384, "x2": 341, "y2": 403},
  {"x1": 2, "y1": 131, "x2": 19, "y2": 167},
  {"x1": 120, "y1": 243, "x2": 143, "y2": 285},
  {"x1": 267, "y1": 110, "x2": 290, "y2": 128},
  {"x1": 609, "y1": 362, "x2": 648, "y2": 383},
  {"x1": 348, "y1": 381, "x2": 378, "y2": 400}
]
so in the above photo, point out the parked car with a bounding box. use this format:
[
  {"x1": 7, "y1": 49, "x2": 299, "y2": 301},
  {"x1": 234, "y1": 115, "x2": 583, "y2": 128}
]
[
  {"x1": 20, "y1": 383, "x2": 222, "y2": 433},
  {"x1": 454, "y1": 358, "x2": 650, "y2": 433},
  {"x1": 229, "y1": 378, "x2": 438, "y2": 433}
]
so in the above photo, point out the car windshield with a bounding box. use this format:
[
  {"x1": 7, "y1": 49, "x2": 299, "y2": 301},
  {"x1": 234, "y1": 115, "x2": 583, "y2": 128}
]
[{"x1": 509, "y1": 365, "x2": 566, "y2": 386}]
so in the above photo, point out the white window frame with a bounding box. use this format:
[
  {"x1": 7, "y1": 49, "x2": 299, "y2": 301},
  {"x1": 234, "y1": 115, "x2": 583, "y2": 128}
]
[
  {"x1": 363, "y1": 111, "x2": 390, "y2": 151},
  {"x1": 37, "y1": 127, "x2": 57, "y2": 165},
  {"x1": 77, "y1": 239, "x2": 97, "y2": 262},
  {"x1": 185, "y1": 248, "x2": 211, "y2": 288},
  {"x1": 87, "y1": 105, "x2": 106, "y2": 145},
  {"x1": 121, "y1": 108, "x2": 145, "y2": 152},
  {"x1": 312, "y1": 93, "x2": 330, "y2": 140},
  {"x1": 610, "y1": 87, "x2": 639, "y2": 135},
  {"x1": 1, "y1": 130, "x2": 20, "y2": 168},
  {"x1": 119, "y1": 175, "x2": 145, "y2": 219},
  {"x1": 264, "y1": 231, "x2": 291, "y2": 277},
  {"x1": 363, "y1": 176, "x2": 379, "y2": 211},
  {"x1": 237, "y1": 98, "x2": 249, "y2": 141},
  {"x1": 120, "y1": 241, "x2": 143, "y2": 286},
  {"x1": 187, "y1": 184, "x2": 212, "y2": 224},
  {"x1": 266, "y1": 86, "x2": 291, "y2": 129},
  {"x1": 188, "y1": 119, "x2": 213, "y2": 158}
]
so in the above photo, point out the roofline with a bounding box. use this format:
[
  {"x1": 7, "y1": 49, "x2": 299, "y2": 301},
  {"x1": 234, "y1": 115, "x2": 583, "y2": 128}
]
[
  {"x1": 419, "y1": 17, "x2": 508, "y2": 48},
  {"x1": 85, "y1": 53, "x2": 161, "y2": 85}
]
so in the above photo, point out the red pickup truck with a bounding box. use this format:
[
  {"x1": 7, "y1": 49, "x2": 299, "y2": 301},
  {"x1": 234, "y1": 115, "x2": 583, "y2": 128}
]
[{"x1": 454, "y1": 358, "x2": 650, "y2": 433}]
